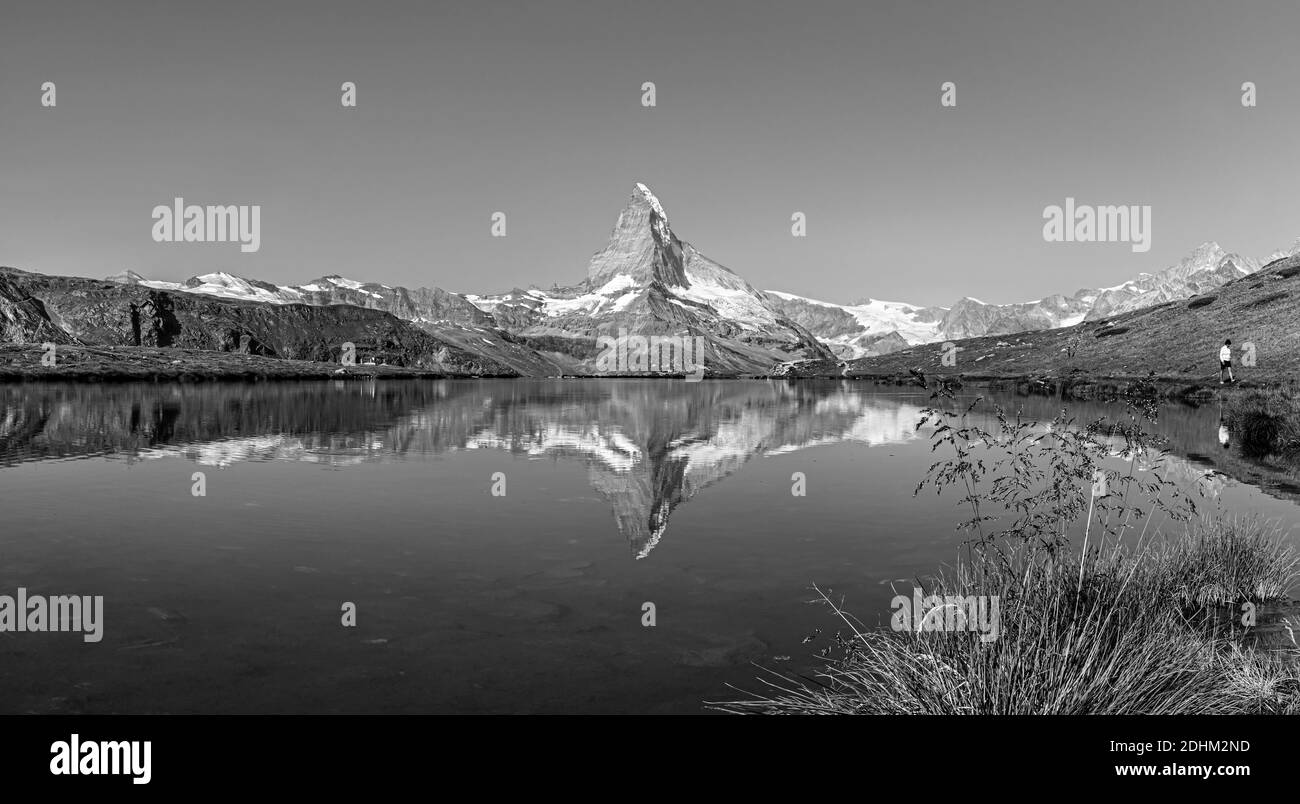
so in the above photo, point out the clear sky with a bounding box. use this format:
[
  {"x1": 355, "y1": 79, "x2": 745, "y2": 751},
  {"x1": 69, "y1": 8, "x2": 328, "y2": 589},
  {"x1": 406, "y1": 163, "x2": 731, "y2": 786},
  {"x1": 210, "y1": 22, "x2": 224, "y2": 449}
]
[{"x1": 2, "y1": 0, "x2": 1298, "y2": 307}]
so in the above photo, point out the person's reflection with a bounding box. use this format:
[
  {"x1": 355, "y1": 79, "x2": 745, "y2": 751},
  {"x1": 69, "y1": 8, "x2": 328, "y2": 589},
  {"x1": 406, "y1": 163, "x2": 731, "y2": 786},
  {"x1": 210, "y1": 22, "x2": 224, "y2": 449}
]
[{"x1": 1218, "y1": 399, "x2": 1230, "y2": 449}]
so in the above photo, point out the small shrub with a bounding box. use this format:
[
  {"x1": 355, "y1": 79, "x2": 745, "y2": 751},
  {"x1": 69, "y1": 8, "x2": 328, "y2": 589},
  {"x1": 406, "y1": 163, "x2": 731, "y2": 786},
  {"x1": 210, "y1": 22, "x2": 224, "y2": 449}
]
[
  {"x1": 1095, "y1": 326, "x2": 1130, "y2": 338},
  {"x1": 1224, "y1": 388, "x2": 1300, "y2": 458},
  {"x1": 1188, "y1": 295, "x2": 1217, "y2": 309}
]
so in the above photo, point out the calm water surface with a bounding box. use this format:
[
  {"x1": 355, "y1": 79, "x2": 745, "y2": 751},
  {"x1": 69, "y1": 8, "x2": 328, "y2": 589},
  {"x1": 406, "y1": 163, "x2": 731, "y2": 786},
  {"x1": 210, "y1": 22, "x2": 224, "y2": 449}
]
[{"x1": 2, "y1": 379, "x2": 1297, "y2": 713}]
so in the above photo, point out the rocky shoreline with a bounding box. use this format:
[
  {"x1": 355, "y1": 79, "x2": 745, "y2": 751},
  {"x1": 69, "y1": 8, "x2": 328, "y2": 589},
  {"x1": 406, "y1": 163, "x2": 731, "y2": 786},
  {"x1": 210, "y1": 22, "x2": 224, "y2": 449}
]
[
  {"x1": 10, "y1": 340, "x2": 1300, "y2": 400},
  {"x1": 808, "y1": 368, "x2": 1281, "y2": 401},
  {"x1": 0, "y1": 344, "x2": 491, "y2": 382}
]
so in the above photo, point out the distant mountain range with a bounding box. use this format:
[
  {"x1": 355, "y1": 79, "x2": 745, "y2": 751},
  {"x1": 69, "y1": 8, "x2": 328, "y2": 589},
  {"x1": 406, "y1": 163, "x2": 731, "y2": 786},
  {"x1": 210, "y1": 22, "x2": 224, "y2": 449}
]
[
  {"x1": 94, "y1": 183, "x2": 834, "y2": 374},
  {"x1": 5, "y1": 183, "x2": 1299, "y2": 374},
  {"x1": 774, "y1": 249, "x2": 1300, "y2": 387},
  {"x1": 766, "y1": 240, "x2": 1300, "y2": 357}
]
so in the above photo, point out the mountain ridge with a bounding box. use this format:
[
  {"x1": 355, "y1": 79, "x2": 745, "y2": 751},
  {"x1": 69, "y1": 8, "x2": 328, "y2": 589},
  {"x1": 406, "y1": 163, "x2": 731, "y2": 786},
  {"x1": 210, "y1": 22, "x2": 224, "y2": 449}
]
[
  {"x1": 7, "y1": 183, "x2": 1300, "y2": 377},
  {"x1": 774, "y1": 251, "x2": 1300, "y2": 385},
  {"x1": 4, "y1": 184, "x2": 834, "y2": 376},
  {"x1": 765, "y1": 238, "x2": 1299, "y2": 357}
]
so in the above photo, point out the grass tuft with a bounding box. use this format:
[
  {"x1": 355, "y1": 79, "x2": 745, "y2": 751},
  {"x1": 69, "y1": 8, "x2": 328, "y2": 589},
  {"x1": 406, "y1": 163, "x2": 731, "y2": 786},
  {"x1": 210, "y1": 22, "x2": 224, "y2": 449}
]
[
  {"x1": 1223, "y1": 388, "x2": 1300, "y2": 458},
  {"x1": 714, "y1": 522, "x2": 1299, "y2": 715}
]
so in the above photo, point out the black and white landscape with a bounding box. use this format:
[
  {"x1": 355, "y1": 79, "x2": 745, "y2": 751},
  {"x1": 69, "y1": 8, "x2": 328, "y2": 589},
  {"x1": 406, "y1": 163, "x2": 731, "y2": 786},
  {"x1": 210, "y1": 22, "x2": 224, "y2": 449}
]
[{"x1": 4, "y1": 1, "x2": 1300, "y2": 748}]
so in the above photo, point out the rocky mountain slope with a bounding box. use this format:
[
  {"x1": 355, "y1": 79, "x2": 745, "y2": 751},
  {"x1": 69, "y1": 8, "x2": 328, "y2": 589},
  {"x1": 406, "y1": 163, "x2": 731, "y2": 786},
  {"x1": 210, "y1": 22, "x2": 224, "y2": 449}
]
[
  {"x1": 0, "y1": 267, "x2": 558, "y2": 376},
  {"x1": 768, "y1": 239, "x2": 1300, "y2": 358},
  {"x1": 1084, "y1": 241, "x2": 1262, "y2": 320},
  {"x1": 777, "y1": 252, "x2": 1300, "y2": 384},
  {"x1": 0, "y1": 272, "x2": 74, "y2": 346},
  {"x1": 93, "y1": 184, "x2": 832, "y2": 376},
  {"x1": 762, "y1": 292, "x2": 946, "y2": 357},
  {"x1": 116, "y1": 270, "x2": 497, "y2": 329},
  {"x1": 464, "y1": 183, "x2": 833, "y2": 374}
]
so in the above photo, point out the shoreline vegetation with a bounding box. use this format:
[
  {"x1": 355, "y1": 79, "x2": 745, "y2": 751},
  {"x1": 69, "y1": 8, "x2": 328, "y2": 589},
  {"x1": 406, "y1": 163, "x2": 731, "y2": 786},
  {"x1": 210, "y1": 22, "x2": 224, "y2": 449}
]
[
  {"x1": 3, "y1": 340, "x2": 1299, "y2": 389},
  {"x1": 715, "y1": 381, "x2": 1300, "y2": 715},
  {"x1": 8, "y1": 342, "x2": 1300, "y2": 471},
  {"x1": 715, "y1": 520, "x2": 1300, "y2": 714},
  {"x1": 1223, "y1": 388, "x2": 1300, "y2": 460},
  {"x1": 0, "y1": 344, "x2": 502, "y2": 382},
  {"x1": 8, "y1": 342, "x2": 1300, "y2": 459}
]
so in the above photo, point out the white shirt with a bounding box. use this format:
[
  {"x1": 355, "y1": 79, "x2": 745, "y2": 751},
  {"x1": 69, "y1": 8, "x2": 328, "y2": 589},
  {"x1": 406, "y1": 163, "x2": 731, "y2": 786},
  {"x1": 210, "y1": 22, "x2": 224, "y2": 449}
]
[{"x1": 1220, "y1": 345, "x2": 1232, "y2": 362}]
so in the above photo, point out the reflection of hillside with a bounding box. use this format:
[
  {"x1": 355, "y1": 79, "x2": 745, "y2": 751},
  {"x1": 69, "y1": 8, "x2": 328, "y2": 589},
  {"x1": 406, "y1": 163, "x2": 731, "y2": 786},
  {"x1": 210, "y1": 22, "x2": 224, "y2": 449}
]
[
  {"x1": 27, "y1": 380, "x2": 1291, "y2": 554},
  {"x1": 1, "y1": 380, "x2": 924, "y2": 557},
  {"x1": 965, "y1": 391, "x2": 1300, "y2": 507}
]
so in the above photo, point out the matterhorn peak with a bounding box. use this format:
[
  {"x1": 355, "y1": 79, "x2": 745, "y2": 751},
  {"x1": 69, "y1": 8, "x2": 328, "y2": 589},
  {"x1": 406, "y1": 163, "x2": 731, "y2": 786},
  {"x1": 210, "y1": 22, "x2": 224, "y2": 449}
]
[
  {"x1": 586, "y1": 182, "x2": 690, "y2": 288},
  {"x1": 634, "y1": 182, "x2": 668, "y2": 222}
]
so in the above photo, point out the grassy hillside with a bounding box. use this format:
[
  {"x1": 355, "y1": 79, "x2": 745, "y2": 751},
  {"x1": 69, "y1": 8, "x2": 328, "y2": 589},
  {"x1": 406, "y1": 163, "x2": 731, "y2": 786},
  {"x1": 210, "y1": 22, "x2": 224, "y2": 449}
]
[
  {"x1": 0, "y1": 344, "x2": 477, "y2": 382},
  {"x1": 785, "y1": 253, "x2": 1300, "y2": 388}
]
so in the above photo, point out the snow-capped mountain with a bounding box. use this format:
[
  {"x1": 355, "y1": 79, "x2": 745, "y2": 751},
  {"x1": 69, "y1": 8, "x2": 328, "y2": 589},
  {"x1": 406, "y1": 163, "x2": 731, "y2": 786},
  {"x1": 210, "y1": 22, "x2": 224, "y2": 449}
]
[
  {"x1": 294, "y1": 276, "x2": 495, "y2": 328},
  {"x1": 938, "y1": 293, "x2": 1093, "y2": 340},
  {"x1": 113, "y1": 271, "x2": 496, "y2": 329},
  {"x1": 100, "y1": 185, "x2": 1300, "y2": 365},
  {"x1": 762, "y1": 292, "x2": 947, "y2": 358},
  {"x1": 767, "y1": 239, "x2": 1300, "y2": 357},
  {"x1": 466, "y1": 183, "x2": 833, "y2": 373},
  {"x1": 106, "y1": 184, "x2": 830, "y2": 374},
  {"x1": 1085, "y1": 242, "x2": 1258, "y2": 321}
]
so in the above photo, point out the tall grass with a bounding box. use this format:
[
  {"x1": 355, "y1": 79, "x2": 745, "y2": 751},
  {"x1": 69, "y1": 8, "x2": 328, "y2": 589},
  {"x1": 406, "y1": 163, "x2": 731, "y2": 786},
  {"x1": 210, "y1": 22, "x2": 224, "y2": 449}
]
[
  {"x1": 1150, "y1": 515, "x2": 1300, "y2": 607},
  {"x1": 714, "y1": 521, "x2": 1299, "y2": 715},
  {"x1": 1223, "y1": 387, "x2": 1300, "y2": 458}
]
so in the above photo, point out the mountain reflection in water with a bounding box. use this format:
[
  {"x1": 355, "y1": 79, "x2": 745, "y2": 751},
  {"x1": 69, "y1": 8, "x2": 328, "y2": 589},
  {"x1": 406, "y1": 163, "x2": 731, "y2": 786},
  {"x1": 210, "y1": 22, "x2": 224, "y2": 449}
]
[
  {"x1": 3, "y1": 380, "x2": 934, "y2": 558},
  {"x1": 4, "y1": 379, "x2": 1300, "y2": 714},
  {"x1": 5, "y1": 380, "x2": 1299, "y2": 553}
]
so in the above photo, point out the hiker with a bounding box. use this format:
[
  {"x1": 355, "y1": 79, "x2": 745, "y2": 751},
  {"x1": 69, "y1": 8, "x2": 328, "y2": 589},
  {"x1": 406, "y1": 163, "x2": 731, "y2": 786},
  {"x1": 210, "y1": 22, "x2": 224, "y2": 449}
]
[{"x1": 1219, "y1": 339, "x2": 1235, "y2": 384}]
